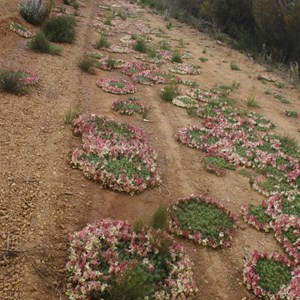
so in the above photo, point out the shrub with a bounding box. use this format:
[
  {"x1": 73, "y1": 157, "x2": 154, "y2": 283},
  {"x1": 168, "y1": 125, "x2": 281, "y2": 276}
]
[
  {"x1": 151, "y1": 205, "x2": 168, "y2": 230},
  {"x1": 133, "y1": 38, "x2": 148, "y2": 53},
  {"x1": 27, "y1": 31, "x2": 62, "y2": 55},
  {"x1": 0, "y1": 69, "x2": 27, "y2": 95},
  {"x1": 247, "y1": 91, "x2": 259, "y2": 107},
  {"x1": 160, "y1": 84, "x2": 178, "y2": 101},
  {"x1": 42, "y1": 16, "x2": 76, "y2": 43},
  {"x1": 199, "y1": 57, "x2": 208, "y2": 62},
  {"x1": 78, "y1": 56, "x2": 96, "y2": 74},
  {"x1": 20, "y1": 0, "x2": 50, "y2": 25},
  {"x1": 96, "y1": 35, "x2": 110, "y2": 49},
  {"x1": 171, "y1": 50, "x2": 182, "y2": 63}
]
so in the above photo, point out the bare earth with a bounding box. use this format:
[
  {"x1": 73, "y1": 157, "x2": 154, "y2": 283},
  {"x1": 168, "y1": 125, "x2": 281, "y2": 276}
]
[{"x1": 1, "y1": 1, "x2": 300, "y2": 299}]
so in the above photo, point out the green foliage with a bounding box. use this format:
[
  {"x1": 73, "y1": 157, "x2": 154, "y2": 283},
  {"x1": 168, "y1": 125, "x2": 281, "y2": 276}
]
[
  {"x1": 282, "y1": 195, "x2": 300, "y2": 217},
  {"x1": 106, "y1": 57, "x2": 116, "y2": 70},
  {"x1": 104, "y1": 16, "x2": 112, "y2": 26},
  {"x1": 285, "y1": 110, "x2": 298, "y2": 118},
  {"x1": 247, "y1": 91, "x2": 259, "y2": 107},
  {"x1": 275, "y1": 82, "x2": 285, "y2": 89},
  {"x1": 160, "y1": 84, "x2": 178, "y2": 101},
  {"x1": 255, "y1": 258, "x2": 292, "y2": 294},
  {"x1": 174, "y1": 198, "x2": 235, "y2": 242},
  {"x1": 171, "y1": 51, "x2": 182, "y2": 63},
  {"x1": 96, "y1": 35, "x2": 111, "y2": 49},
  {"x1": 166, "y1": 22, "x2": 173, "y2": 30},
  {"x1": 199, "y1": 57, "x2": 208, "y2": 62},
  {"x1": 204, "y1": 156, "x2": 236, "y2": 171},
  {"x1": 20, "y1": 0, "x2": 50, "y2": 25},
  {"x1": 151, "y1": 205, "x2": 168, "y2": 230},
  {"x1": 133, "y1": 38, "x2": 148, "y2": 53},
  {"x1": 43, "y1": 16, "x2": 76, "y2": 43},
  {"x1": 64, "y1": 105, "x2": 80, "y2": 124},
  {"x1": 27, "y1": 31, "x2": 62, "y2": 55},
  {"x1": 248, "y1": 204, "x2": 273, "y2": 225},
  {"x1": 78, "y1": 56, "x2": 96, "y2": 74},
  {"x1": 0, "y1": 69, "x2": 27, "y2": 95}
]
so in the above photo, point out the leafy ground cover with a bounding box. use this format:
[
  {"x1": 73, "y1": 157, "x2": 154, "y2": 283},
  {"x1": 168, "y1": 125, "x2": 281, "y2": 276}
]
[
  {"x1": 71, "y1": 114, "x2": 161, "y2": 194},
  {"x1": 168, "y1": 194, "x2": 238, "y2": 248},
  {"x1": 66, "y1": 219, "x2": 197, "y2": 299},
  {"x1": 96, "y1": 78, "x2": 136, "y2": 94}
]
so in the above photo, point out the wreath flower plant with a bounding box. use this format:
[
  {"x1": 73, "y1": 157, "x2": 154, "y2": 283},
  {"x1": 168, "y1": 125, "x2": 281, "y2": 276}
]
[
  {"x1": 10, "y1": 22, "x2": 35, "y2": 38},
  {"x1": 112, "y1": 98, "x2": 146, "y2": 115},
  {"x1": 243, "y1": 251, "x2": 297, "y2": 299},
  {"x1": 66, "y1": 219, "x2": 198, "y2": 300},
  {"x1": 168, "y1": 194, "x2": 239, "y2": 248},
  {"x1": 96, "y1": 78, "x2": 136, "y2": 95},
  {"x1": 71, "y1": 114, "x2": 161, "y2": 194}
]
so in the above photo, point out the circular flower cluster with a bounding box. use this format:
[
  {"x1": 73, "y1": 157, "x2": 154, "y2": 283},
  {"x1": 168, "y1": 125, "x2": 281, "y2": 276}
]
[
  {"x1": 96, "y1": 78, "x2": 136, "y2": 94},
  {"x1": 71, "y1": 114, "x2": 161, "y2": 194},
  {"x1": 169, "y1": 63, "x2": 201, "y2": 75},
  {"x1": 172, "y1": 95, "x2": 198, "y2": 108},
  {"x1": 168, "y1": 194, "x2": 239, "y2": 248},
  {"x1": 243, "y1": 251, "x2": 297, "y2": 299},
  {"x1": 112, "y1": 98, "x2": 145, "y2": 115},
  {"x1": 12, "y1": 69, "x2": 39, "y2": 85},
  {"x1": 66, "y1": 219, "x2": 198, "y2": 300}
]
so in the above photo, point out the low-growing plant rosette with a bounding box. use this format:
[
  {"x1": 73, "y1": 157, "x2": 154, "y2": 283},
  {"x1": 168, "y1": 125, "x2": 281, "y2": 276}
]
[
  {"x1": 169, "y1": 63, "x2": 201, "y2": 75},
  {"x1": 9, "y1": 22, "x2": 35, "y2": 38},
  {"x1": 243, "y1": 251, "x2": 298, "y2": 299},
  {"x1": 96, "y1": 78, "x2": 136, "y2": 95},
  {"x1": 121, "y1": 61, "x2": 153, "y2": 77},
  {"x1": 241, "y1": 204, "x2": 274, "y2": 232},
  {"x1": 186, "y1": 88, "x2": 214, "y2": 102},
  {"x1": 66, "y1": 219, "x2": 197, "y2": 300},
  {"x1": 168, "y1": 194, "x2": 239, "y2": 248},
  {"x1": 172, "y1": 95, "x2": 198, "y2": 108},
  {"x1": 112, "y1": 98, "x2": 145, "y2": 115},
  {"x1": 72, "y1": 114, "x2": 161, "y2": 194},
  {"x1": 274, "y1": 215, "x2": 300, "y2": 263}
]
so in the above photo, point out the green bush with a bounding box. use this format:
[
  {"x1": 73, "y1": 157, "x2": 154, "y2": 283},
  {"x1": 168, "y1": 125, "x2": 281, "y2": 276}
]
[
  {"x1": 78, "y1": 56, "x2": 96, "y2": 74},
  {"x1": 160, "y1": 84, "x2": 178, "y2": 101},
  {"x1": 133, "y1": 38, "x2": 148, "y2": 53},
  {"x1": 0, "y1": 69, "x2": 27, "y2": 95},
  {"x1": 27, "y1": 31, "x2": 62, "y2": 55},
  {"x1": 43, "y1": 16, "x2": 76, "y2": 43},
  {"x1": 96, "y1": 35, "x2": 110, "y2": 49},
  {"x1": 151, "y1": 205, "x2": 168, "y2": 230},
  {"x1": 171, "y1": 51, "x2": 182, "y2": 63},
  {"x1": 20, "y1": 0, "x2": 50, "y2": 25}
]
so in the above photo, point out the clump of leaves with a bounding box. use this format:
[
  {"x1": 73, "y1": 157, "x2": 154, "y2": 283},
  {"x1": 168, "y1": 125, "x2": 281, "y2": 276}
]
[
  {"x1": 275, "y1": 82, "x2": 285, "y2": 89},
  {"x1": 166, "y1": 22, "x2": 173, "y2": 30},
  {"x1": 151, "y1": 205, "x2": 168, "y2": 230},
  {"x1": 104, "y1": 16, "x2": 112, "y2": 26},
  {"x1": 171, "y1": 50, "x2": 182, "y2": 63},
  {"x1": 133, "y1": 38, "x2": 148, "y2": 53},
  {"x1": 0, "y1": 69, "x2": 28, "y2": 95},
  {"x1": 78, "y1": 56, "x2": 96, "y2": 74},
  {"x1": 42, "y1": 15, "x2": 76, "y2": 43},
  {"x1": 160, "y1": 84, "x2": 178, "y2": 101},
  {"x1": 255, "y1": 258, "x2": 292, "y2": 294},
  {"x1": 27, "y1": 31, "x2": 62, "y2": 55},
  {"x1": 248, "y1": 204, "x2": 273, "y2": 225},
  {"x1": 96, "y1": 35, "x2": 111, "y2": 49},
  {"x1": 204, "y1": 156, "x2": 236, "y2": 172}
]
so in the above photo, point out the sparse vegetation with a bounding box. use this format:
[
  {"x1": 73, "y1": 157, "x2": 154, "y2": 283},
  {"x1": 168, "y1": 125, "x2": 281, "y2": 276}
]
[
  {"x1": 199, "y1": 57, "x2": 208, "y2": 62},
  {"x1": 133, "y1": 38, "x2": 148, "y2": 53},
  {"x1": 96, "y1": 35, "x2": 110, "y2": 49},
  {"x1": 43, "y1": 16, "x2": 76, "y2": 43},
  {"x1": 171, "y1": 50, "x2": 182, "y2": 63},
  {"x1": 151, "y1": 205, "x2": 168, "y2": 230},
  {"x1": 27, "y1": 31, "x2": 62, "y2": 55},
  {"x1": 78, "y1": 56, "x2": 96, "y2": 74},
  {"x1": 247, "y1": 90, "x2": 259, "y2": 108},
  {"x1": 0, "y1": 69, "x2": 27, "y2": 95},
  {"x1": 64, "y1": 105, "x2": 81, "y2": 124},
  {"x1": 160, "y1": 84, "x2": 178, "y2": 101}
]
